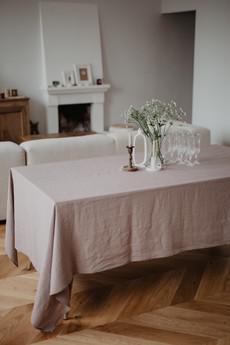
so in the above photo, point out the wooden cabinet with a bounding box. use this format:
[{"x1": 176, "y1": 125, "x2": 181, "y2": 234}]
[{"x1": 0, "y1": 97, "x2": 30, "y2": 143}]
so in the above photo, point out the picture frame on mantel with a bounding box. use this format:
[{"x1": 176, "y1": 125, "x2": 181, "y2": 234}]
[
  {"x1": 62, "y1": 70, "x2": 75, "y2": 87},
  {"x1": 74, "y1": 64, "x2": 93, "y2": 86}
]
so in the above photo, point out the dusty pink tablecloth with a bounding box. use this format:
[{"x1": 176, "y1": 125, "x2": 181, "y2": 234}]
[{"x1": 5, "y1": 145, "x2": 230, "y2": 331}]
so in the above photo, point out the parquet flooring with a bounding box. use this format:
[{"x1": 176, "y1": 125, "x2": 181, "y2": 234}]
[{"x1": 1, "y1": 223, "x2": 230, "y2": 345}]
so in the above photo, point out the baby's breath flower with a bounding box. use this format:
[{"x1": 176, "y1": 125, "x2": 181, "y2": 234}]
[{"x1": 123, "y1": 99, "x2": 186, "y2": 164}]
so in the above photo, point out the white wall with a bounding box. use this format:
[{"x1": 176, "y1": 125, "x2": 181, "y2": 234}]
[
  {"x1": 0, "y1": 0, "x2": 194, "y2": 132},
  {"x1": 155, "y1": 11, "x2": 195, "y2": 123},
  {"x1": 162, "y1": 0, "x2": 230, "y2": 145},
  {"x1": 40, "y1": 2, "x2": 103, "y2": 86},
  {"x1": 96, "y1": 0, "x2": 162, "y2": 128},
  {"x1": 0, "y1": 0, "x2": 46, "y2": 132},
  {"x1": 98, "y1": 0, "x2": 194, "y2": 125}
]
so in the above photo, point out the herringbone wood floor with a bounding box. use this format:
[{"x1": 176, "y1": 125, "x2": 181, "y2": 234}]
[{"x1": 1, "y1": 223, "x2": 230, "y2": 345}]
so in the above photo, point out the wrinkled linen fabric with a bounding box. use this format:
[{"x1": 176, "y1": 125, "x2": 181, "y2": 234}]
[{"x1": 5, "y1": 145, "x2": 230, "y2": 331}]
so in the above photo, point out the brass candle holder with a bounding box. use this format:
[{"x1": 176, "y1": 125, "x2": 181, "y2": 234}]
[{"x1": 123, "y1": 145, "x2": 138, "y2": 172}]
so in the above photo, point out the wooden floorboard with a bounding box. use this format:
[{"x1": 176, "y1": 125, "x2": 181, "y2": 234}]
[
  {"x1": 1, "y1": 224, "x2": 230, "y2": 345},
  {"x1": 97, "y1": 321, "x2": 217, "y2": 345}
]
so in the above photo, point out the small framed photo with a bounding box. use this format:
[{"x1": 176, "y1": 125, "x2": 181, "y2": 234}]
[
  {"x1": 74, "y1": 64, "x2": 93, "y2": 86},
  {"x1": 62, "y1": 70, "x2": 75, "y2": 87}
]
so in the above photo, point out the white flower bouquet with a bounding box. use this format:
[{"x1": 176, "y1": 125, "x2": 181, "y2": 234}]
[{"x1": 124, "y1": 99, "x2": 185, "y2": 166}]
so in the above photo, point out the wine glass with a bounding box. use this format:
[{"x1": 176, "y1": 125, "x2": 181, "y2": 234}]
[
  {"x1": 165, "y1": 132, "x2": 177, "y2": 164},
  {"x1": 162, "y1": 134, "x2": 170, "y2": 164},
  {"x1": 193, "y1": 133, "x2": 201, "y2": 165},
  {"x1": 176, "y1": 132, "x2": 187, "y2": 165},
  {"x1": 185, "y1": 132, "x2": 192, "y2": 166}
]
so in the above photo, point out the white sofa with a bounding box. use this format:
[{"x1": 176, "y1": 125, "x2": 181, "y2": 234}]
[
  {"x1": 0, "y1": 142, "x2": 25, "y2": 220},
  {"x1": 0, "y1": 123, "x2": 211, "y2": 220},
  {"x1": 21, "y1": 134, "x2": 115, "y2": 165},
  {"x1": 20, "y1": 123, "x2": 211, "y2": 166}
]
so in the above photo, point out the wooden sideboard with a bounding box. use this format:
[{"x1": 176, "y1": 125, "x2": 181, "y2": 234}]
[{"x1": 0, "y1": 97, "x2": 30, "y2": 143}]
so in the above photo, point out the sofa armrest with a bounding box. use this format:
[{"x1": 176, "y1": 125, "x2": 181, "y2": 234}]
[{"x1": 0, "y1": 142, "x2": 25, "y2": 220}]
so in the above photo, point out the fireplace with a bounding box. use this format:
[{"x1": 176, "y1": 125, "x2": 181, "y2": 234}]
[
  {"x1": 45, "y1": 85, "x2": 110, "y2": 134},
  {"x1": 58, "y1": 104, "x2": 91, "y2": 133}
]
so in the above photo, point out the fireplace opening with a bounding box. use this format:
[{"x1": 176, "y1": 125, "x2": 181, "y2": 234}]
[{"x1": 58, "y1": 104, "x2": 91, "y2": 133}]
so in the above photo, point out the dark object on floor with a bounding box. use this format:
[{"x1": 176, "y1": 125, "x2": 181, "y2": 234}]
[{"x1": 30, "y1": 121, "x2": 39, "y2": 135}]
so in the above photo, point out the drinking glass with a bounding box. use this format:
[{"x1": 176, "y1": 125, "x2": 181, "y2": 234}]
[
  {"x1": 193, "y1": 133, "x2": 201, "y2": 165},
  {"x1": 176, "y1": 133, "x2": 187, "y2": 164},
  {"x1": 166, "y1": 132, "x2": 177, "y2": 164},
  {"x1": 186, "y1": 132, "x2": 195, "y2": 166},
  {"x1": 162, "y1": 133, "x2": 171, "y2": 164}
]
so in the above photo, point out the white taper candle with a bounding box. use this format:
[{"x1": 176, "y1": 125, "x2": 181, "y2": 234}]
[{"x1": 128, "y1": 132, "x2": 132, "y2": 146}]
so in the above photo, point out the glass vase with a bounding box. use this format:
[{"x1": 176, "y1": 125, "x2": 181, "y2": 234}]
[{"x1": 146, "y1": 139, "x2": 164, "y2": 172}]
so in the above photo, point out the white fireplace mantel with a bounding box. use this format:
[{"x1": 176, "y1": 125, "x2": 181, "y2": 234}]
[
  {"x1": 45, "y1": 84, "x2": 110, "y2": 133},
  {"x1": 47, "y1": 85, "x2": 110, "y2": 96}
]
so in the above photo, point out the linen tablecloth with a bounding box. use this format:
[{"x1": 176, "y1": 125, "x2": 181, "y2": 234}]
[{"x1": 5, "y1": 145, "x2": 230, "y2": 331}]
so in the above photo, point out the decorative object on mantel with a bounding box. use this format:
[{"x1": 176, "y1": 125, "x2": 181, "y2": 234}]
[
  {"x1": 47, "y1": 65, "x2": 105, "y2": 89},
  {"x1": 52, "y1": 81, "x2": 60, "y2": 87},
  {"x1": 73, "y1": 64, "x2": 93, "y2": 86},
  {"x1": 124, "y1": 99, "x2": 185, "y2": 171},
  {"x1": 62, "y1": 70, "x2": 76, "y2": 87},
  {"x1": 96, "y1": 78, "x2": 102, "y2": 85}
]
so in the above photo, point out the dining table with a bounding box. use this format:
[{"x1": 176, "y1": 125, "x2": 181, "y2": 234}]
[{"x1": 5, "y1": 145, "x2": 230, "y2": 331}]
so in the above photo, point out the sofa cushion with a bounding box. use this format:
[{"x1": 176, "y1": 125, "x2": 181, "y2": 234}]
[
  {"x1": 0, "y1": 141, "x2": 25, "y2": 220},
  {"x1": 20, "y1": 134, "x2": 115, "y2": 165}
]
